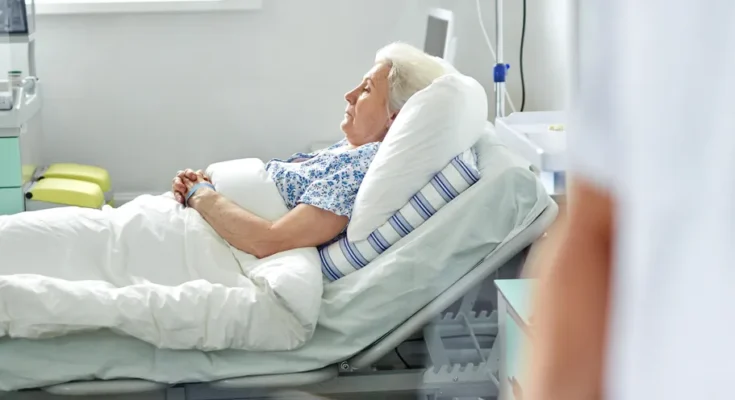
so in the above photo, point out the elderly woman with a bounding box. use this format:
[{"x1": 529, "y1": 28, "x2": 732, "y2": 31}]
[
  {"x1": 171, "y1": 42, "x2": 447, "y2": 259},
  {"x1": 0, "y1": 42, "x2": 449, "y2": 354}
]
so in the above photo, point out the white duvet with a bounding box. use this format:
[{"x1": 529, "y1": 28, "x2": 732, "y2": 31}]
[{"x1": 0, "y1": 159, "x2": 323, "y2": 352}]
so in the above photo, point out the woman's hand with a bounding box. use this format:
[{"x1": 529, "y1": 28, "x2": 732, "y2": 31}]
[
  {"x1": 172, "y1": 169, "x2": 210, "y2": 204},
  {"x1": 182, "y1": 172, "x2": 215, "y2": 209}
]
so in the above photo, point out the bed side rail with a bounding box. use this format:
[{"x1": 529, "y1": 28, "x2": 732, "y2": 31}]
[{"x1": 345, "y1": 200, "x2": 558, "y2": 371}]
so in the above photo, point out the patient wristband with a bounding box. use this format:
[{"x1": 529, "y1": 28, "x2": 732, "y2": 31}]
[{"x1": 185, "y1": 182, "x2": 216, "y2": 206}]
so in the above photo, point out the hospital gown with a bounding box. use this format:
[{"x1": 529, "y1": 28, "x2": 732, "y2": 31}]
[{"x1": 264, "y1": 138, "x2": 380, "y2": 221}]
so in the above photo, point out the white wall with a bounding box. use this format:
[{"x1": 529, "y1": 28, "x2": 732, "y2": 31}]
[
  {"x1": 429, "y1": 0, "x2": 572, "y2": 119},
  {"x1": 15, "y1": 0, "x2": 429, "y2": 196},
  {"x1": 1, "y1": 0, "x2": 572, "y2": 196}
]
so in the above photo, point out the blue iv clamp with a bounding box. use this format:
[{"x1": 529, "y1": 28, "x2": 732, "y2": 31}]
[{"x1": 494, "y1": 63, "x2": 511, "y2": 83}]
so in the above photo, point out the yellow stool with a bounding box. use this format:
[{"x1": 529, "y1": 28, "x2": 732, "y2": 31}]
[
  {"x1": 35, "y1": 163, "x2": 115, "y2": 206},
  {"x1": 22, "y1": 164, "x2": 37, "y2": 185},
  {"x1": 24, "y1": 178, "x2": 106, "y2": 211}
]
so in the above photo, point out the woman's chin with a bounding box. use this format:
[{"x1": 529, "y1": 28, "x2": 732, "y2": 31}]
[{"x1": 340, "y1": 120, "x2": 352, "y2": 134}]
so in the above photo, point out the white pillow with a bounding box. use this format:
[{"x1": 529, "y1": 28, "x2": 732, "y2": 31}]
[
  {"x1": 347, "y1": 73, "x2": 488, "y2": 241},
  {"x1": 205, "y1": 158, "x2": 289, "y2": 222},
  {"x1": 320, "y1": 147, "x2": 480, "y2": 281}
]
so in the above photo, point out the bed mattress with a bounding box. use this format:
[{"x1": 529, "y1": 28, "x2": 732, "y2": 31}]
[{"x1": 0, "y1": 130, "x2": 552, "y2": 391}]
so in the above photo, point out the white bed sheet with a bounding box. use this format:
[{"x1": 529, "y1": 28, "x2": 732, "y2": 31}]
[{"x1": 0, "y1": 128, "x2": 552, "y2": 392}]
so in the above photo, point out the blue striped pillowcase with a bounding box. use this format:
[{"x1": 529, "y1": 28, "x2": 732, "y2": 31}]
[{"x1": 319, "y1": 147, "x2": 481, "y2": 282}]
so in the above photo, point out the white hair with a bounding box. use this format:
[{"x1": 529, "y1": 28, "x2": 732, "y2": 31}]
[{"x1": 375, "y1": 42, "x2": 450, "y2": 113}]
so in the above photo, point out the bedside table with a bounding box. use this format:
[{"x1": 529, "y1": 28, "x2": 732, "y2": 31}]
[
  {"x1": 496, "y1": 279, "x2": 535, "y2": 400},
  {"x1": 0, "y1": 135, "x2": 25, "y2": 215}
]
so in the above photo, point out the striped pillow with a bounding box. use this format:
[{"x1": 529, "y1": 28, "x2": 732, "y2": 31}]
[{"x1": 319, "y1": 147, "x2": 481, "y2": 281}]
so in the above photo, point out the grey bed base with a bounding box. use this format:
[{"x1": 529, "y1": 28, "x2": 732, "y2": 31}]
[{"x1": 10, "y1": 201, "x2": 558, "y2": 400}]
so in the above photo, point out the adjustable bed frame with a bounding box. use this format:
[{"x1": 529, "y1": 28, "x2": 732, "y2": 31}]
[{"x1": 12, "y1": 201, "x2": 558, "y2": 400}]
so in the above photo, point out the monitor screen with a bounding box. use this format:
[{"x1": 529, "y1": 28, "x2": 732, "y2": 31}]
[
  {"x1": 424, "y1": 15, "x2": 449, "y2": 59},
  {"x1": 0, "y1": 0, "x2": 28, "y2": 35}
]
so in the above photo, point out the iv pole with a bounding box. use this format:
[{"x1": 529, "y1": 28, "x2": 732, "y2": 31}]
[{"x1": 493, "y1": 0, "x2": 510, "y2": 120}]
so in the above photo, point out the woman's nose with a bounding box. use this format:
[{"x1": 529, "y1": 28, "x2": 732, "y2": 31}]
[{"x1": 345, "y1": 88, "x2": 358, "y2": 104}]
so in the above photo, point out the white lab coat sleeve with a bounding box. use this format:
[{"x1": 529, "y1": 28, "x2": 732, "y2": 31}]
[{"x1": 566, "y1": 0, "x2": 619, "y2": 193}]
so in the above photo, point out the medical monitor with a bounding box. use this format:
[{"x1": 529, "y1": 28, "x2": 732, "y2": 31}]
[
  {"x1": 424, "y1": 8, "x2": 456, "y2": 65},
  {"x1": 1, "y1": 0, "x2": 29, "y2": 35}
]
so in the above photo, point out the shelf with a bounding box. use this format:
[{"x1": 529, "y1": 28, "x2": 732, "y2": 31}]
[
  {"x1": 35, "y1": 0, "x2": 262, "y2": 15},
  {"x1": 495, "y1": 111, "x2": 567, "y2": 172},
  {"x1": 0, "y1": 88, "x2": 42, "y2": 132},
  {"x1": 0, "y1": 33, "x2": 35, "y2": 44}
]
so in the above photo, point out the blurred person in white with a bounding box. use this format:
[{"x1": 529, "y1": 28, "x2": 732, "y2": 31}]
[{"x1": 524, "y1": 1, "x2": 735, "y2": 399}]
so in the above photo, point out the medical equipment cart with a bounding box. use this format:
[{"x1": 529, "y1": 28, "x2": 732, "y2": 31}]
[
  {"x1": 0, "y1": 4, "x2": 42, "y2": 215},
  {"x1": 495, "y1": 111, "x2": 567, "y2": 198},
  {"x1": 1, "y1": 0, "x2": 112, "y2": 213}
]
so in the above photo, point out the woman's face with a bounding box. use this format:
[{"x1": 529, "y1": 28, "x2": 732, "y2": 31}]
[{"x1": 341, "y1": 62, "x2": 397, "y2": 147}]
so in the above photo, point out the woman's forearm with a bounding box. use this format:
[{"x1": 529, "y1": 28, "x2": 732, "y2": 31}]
[
  {"x1": 525, "y1": 182, "x2": 614, "y2": 400},
  {"x1": 525, "y1": 230, "x2": 611, "y2": 400},
  {"x1": 188, "y1": 189, "x2": 277, "y2": 258}
]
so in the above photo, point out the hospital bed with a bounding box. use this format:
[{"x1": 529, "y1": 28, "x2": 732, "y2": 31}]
[{"x1": 0, "y1": 128, "x2": 557, "y2": 400}]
